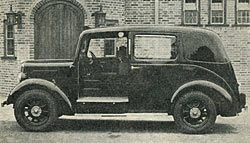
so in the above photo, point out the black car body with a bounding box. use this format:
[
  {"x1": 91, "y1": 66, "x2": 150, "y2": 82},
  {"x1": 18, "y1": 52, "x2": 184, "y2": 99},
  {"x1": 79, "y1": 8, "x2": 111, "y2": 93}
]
[{"x1": 2, "y1": 26, "x2": 246, "y2": 133}]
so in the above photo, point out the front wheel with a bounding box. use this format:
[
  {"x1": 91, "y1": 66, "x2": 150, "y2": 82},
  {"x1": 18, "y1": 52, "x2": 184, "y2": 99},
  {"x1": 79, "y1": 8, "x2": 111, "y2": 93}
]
[
  {"x1": 173, "y1": 91, "x2": 217, "y2": 134},
  {"x1": 14, "y1": 89, "x2": 58, "y2": 131}
]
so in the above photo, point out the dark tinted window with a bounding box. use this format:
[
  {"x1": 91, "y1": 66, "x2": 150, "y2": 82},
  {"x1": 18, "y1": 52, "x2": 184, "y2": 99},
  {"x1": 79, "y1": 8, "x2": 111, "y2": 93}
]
[
  {"x1": 239, "y1": 0, "x2": 249, "y2": 3},
  {"x1": 190, "y1": 46, "x2": 216, "y2": 62},
  {"x1": 184, "y1": 32, "x2": 229, "y2": 62},
  {"x1": 186, "y1": 0, "x2": 196, "y2": 3},
  {"x1": 212, "y1": 0, "x2": 222, "y2": 3}
]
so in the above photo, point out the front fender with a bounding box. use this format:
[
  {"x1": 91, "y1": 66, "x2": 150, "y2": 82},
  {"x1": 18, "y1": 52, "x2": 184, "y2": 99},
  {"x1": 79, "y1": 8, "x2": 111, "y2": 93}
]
[
  {"x1": 170, "y1": 80, "x2": 233, "y2": 103},
  {"x1": 8, "y1": 78, "x2": 72, "y2": 111}
]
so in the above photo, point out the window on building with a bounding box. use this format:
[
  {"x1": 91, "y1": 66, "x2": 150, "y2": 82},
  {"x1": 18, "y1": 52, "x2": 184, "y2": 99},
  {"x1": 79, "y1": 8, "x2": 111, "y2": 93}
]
[
  {"x1": 212, "y1": 10, "x2": 224, "y2": 23},
  {"x1": 104, "y1": 40, "x2": 115, "y2": 57},
  {"x1": 183, "y1": 0, "x2": 199, "y2": 24},
  {"x1": 186, "y1": 0, "x2": 196, "y2": 3},
  {"x1": 210, "y1": 0, "x2": 225, "y2": 24},
  {"x1": 238, "y1": 10, "x2": 250, "y2": 23},
  {"x1": 212, "y1": 0, "x2": 222, "y2": 3},
  {"x1": 4, "y1": 23, "x2": 15, "y2": 57},
  {"x1": 134, "y1": 35, "x2": 178, "y2": 60},
  {"x1": 236, "y1": 0, "x2": 250, "y2": 24},
  {"x1": 239, "y1": 0, "x2": 249, "y2": 3},
  {"x1": 185, "y1": 10, "x2": 198, "y2": 24}
]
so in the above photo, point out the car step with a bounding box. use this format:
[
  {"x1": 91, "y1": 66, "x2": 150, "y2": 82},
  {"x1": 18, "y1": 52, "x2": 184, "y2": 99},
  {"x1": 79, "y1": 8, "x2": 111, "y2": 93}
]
[
  {"x1": 101, "y1": 115, "x2": 127, "y2": 117},
  {"x1": 77, "y1": 96, "x2": 129, "y2": 103}
]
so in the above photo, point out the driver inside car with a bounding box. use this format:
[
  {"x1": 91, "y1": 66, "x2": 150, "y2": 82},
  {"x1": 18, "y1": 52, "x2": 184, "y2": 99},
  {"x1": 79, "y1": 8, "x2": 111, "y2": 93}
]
[{"x1": 118, "y1": 46, "x2": 130, "y2": 75}]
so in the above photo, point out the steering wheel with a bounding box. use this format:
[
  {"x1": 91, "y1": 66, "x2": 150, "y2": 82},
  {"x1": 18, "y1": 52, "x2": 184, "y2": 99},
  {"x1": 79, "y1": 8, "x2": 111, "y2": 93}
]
[{"x1": 88, "y1": 51, "x2": 96, "y2": 65}]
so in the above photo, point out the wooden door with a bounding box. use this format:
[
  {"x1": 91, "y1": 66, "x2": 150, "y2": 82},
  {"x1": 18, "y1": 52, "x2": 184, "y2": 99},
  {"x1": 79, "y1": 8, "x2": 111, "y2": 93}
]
[{"x1": 35, "y1": 2, "x2": 84, "y2": 59}]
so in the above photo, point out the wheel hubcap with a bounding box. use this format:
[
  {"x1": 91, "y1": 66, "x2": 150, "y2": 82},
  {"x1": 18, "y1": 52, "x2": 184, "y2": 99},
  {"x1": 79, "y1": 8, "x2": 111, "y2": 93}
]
[
  {"x1": 22, "y1": 98, "x2": 49, "y2": 125},
  {"x1": 182, "y1": 100, "x2": 209, "y2": 126},
  {"x1": 31, "y1": 106, "x2": 42, "y2": 117},
  {"x1": 190, "y1": 107, "x2": 201, "y2": 119}
]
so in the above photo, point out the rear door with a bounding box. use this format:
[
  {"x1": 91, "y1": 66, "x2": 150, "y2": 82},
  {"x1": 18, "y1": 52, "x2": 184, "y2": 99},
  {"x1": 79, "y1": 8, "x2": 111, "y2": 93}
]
[{"x1": 127, "y1": 32, "x2": 182, "y2": 111}]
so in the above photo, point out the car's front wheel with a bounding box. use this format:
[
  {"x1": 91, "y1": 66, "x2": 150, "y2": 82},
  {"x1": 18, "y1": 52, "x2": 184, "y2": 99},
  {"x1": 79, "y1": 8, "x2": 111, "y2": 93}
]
[
  {"x1": 173, "y1": 91, "x2": 217, "y2": 134},
  {"x1": 14, "y1": 89, "x2": 58, "y2": 131}
]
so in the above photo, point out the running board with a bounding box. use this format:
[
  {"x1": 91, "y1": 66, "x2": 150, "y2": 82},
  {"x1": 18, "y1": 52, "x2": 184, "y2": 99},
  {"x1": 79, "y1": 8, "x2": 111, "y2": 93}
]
[{"x1": 77, "y1": 97, "x2": 129, "y2": 103}]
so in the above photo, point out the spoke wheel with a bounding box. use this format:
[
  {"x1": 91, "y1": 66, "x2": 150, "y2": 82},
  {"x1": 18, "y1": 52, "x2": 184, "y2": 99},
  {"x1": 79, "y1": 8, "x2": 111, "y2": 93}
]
[
  {"x1": 173, "y1": 92, "x2": 217, "y2": 134},
  {"x1": 182, "y1": 100, "x2": 209, "y2": 127},
  {"x1": 23, "y1": 98, "x2": 49, "y2": 126},
  {"x1": 14, "y1": 89, "x2": 58, "y2": 131}
]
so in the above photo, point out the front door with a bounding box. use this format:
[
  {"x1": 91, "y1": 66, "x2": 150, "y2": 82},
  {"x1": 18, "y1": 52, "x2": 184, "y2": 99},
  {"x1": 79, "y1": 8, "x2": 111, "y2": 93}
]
[
  {"x1": 35, "y1": 2, "x2": 84, "y2": 59},
  {"x1": 78, "y1": 35, "x2": 130, "y2": 103}
]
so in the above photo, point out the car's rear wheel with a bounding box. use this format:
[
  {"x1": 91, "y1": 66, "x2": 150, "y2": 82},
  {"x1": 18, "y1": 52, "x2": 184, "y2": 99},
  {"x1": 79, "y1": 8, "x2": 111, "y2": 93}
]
[
  {"x1": 173, "y1": 91, "x2": 217, "y2": 134},
  {"x1": 14, "y1": 89, "x2": 58, "y2": 131}
]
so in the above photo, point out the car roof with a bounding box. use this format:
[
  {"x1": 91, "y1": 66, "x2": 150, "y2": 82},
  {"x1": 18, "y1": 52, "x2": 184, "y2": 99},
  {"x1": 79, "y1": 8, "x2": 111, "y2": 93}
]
[{"x1": 79, "y1": 25, "x2": 216, "y2": 37}]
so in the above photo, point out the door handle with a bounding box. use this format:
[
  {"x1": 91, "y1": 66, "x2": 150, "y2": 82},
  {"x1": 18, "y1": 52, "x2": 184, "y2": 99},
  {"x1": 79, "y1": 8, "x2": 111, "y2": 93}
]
[{"x1": 131, "y1": 66, "x2": 141, "y2": 70}]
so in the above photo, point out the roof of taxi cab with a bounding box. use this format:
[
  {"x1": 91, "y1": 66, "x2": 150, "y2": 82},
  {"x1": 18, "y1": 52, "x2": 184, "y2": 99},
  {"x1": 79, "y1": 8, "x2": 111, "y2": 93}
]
[
  {"x1": 79, "y1": 25, "x2": 218, "y2": 38},
  {"x1": 76, "y1": 25, "x2": 228, "y2": 63}
]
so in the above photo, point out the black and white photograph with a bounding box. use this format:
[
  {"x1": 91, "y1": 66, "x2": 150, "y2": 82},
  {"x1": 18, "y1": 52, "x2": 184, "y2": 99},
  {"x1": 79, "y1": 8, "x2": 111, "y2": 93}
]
[{"x1": 0, "y1": 0, "x2": 249, "y2": 142}]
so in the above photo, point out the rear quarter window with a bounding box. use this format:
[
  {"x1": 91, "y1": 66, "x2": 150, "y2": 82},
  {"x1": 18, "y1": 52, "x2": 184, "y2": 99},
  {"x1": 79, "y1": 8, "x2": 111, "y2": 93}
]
[{"x1": 183, "y1": 31, "x2": 229, "y2": 63}]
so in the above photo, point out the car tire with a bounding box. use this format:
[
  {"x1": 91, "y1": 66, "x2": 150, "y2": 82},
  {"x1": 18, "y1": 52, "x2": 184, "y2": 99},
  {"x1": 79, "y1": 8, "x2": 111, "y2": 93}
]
[
  {"x1": 173, "y1": 91, "x2": 217, "y2": 134},
  {"x1": 14, "y1": 89, "x2": 58, "y2": 131}
]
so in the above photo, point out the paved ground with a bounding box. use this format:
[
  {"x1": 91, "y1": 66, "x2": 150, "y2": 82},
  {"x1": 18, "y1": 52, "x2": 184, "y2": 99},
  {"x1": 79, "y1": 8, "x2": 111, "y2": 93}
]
[{"x1": 0, "y1": 96, "x2": 249, "y2": 143}]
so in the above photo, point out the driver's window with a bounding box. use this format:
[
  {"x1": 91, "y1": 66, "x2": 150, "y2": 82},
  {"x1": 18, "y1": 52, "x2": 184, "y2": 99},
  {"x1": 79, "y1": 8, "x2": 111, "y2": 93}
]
[{"x1": 88, "y1": 37, "x2": 127, "y2": 58}]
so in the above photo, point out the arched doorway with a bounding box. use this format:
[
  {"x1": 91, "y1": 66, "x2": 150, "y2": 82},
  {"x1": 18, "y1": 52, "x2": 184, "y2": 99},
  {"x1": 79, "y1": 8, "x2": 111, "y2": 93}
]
[{"x1": 34, "y1": 1, "x2": 84, "y2": 59}]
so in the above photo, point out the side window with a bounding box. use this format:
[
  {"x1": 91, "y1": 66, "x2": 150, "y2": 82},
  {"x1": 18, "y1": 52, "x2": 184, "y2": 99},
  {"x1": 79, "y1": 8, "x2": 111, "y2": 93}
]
[
  {"x1": 88, "y1": 37, "x2": 127, "y2": 58},
  {"x1": 134, "y1": 35, "x2": 177, "y2": 60},
  {"x1": 88, "y1": 39, "x2": 105, "y2": 58},
  {"x1": 184, "y1": 33, "x2": 228, "y2": 63},
  {"x1": 189, "y1": 46, "x2": 216, "y2": 62}
]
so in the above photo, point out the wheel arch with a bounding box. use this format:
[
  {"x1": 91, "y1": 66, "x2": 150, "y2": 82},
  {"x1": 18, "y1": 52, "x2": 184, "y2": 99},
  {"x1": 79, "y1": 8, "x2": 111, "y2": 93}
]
[
  {"x1": 8, "y1": 79, "x2": 73, "y2": 115},
  {"x1": 170, "y1": 80, "x2": 233, "y2": 114}
]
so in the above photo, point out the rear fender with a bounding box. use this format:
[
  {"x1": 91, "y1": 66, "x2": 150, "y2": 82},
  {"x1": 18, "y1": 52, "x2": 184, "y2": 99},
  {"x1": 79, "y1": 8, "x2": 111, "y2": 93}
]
[{"x1": 171, "y1": 80, "x2": 233, "y2": 103}]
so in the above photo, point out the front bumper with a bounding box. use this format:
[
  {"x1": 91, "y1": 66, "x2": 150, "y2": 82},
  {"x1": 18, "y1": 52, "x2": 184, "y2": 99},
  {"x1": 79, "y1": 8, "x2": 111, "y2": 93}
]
[
  {"x1": 1, "y1": 94, "x2": 15, "y2": 107},
  {"x1": 1, "y1": 100, "x2": 8, "y2": 107},
  {"x1": 1, "y1": 88, "x2": 15, "y2": 107}
]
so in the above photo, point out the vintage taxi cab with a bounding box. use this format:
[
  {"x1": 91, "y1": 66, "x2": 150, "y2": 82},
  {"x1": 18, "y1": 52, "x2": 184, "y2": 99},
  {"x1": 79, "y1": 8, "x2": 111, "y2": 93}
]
[{"x1": 2, "y1": 26, "x2": 246, "y2": 133}]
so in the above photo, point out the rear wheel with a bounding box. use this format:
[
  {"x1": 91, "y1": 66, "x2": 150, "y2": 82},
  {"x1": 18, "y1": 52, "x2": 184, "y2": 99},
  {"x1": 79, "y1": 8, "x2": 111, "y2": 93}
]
[
  {"x1": 14, "y1": 89, "x2": 58, "y2": 131},
  {"x1": 173, "y1": 91, "x2": 217, "y2": 134}
]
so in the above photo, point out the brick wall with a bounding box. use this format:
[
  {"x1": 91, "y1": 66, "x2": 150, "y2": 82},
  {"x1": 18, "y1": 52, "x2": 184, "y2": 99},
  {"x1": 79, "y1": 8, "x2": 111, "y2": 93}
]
[
  {"x1": 125, "y1": 0, "x2": 155, "y2": 24},
  {"x1": 159, "y1": 0, "x2": 182, "y2": 25},
  {"x1": 0, "y1": 0, "x2": 21, "y2": 96},
  {"x1": 209, "y1": 27, "x2": 250, "y2": 94}
]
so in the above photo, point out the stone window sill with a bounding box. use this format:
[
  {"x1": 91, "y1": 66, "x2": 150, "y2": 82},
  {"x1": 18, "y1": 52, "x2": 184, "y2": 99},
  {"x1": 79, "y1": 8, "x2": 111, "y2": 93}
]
[
  {"x1": 232, "y1": 24, "x2": 250, "y2": 27},
  {"x1": 205, "y1": 24, "x2": 230, "y2": 27},
  {"x1": 1, "y1": 56, "x2": 17, "y2": 60},
  {"x1": 180, "y1": 24, "x2": 202, "y2": 27}
]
